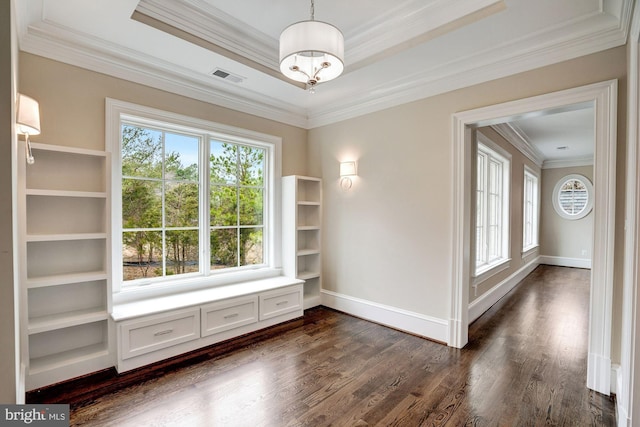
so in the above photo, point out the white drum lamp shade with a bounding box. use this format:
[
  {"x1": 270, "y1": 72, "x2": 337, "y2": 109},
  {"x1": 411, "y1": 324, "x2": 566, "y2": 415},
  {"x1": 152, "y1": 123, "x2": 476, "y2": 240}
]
[
  {"x1": 16, "y1": 94, "x2": 41, "y2": 136},
  {"x1": 279, "y1": 20, "x2": 344, "y2": 87},
  {"x1": 16, "y1": 93, "x2": 41, "y2": 165}
]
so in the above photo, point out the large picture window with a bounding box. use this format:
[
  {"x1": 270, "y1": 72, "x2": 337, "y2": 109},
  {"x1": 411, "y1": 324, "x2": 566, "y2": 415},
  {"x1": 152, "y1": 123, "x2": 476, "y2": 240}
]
[
  {"x1": 475, "y1": 135, "x2": 511, "y2": 277},
  {"x1": 108, "y1": 100, "x2": 280, "y2": 294}
]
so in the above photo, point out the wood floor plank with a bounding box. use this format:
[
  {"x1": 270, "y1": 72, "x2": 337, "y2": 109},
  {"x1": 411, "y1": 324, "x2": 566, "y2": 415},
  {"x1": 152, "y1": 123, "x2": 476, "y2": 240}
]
[{"x1": 30, "y1": 265, "x2": 616, "y2": 426}]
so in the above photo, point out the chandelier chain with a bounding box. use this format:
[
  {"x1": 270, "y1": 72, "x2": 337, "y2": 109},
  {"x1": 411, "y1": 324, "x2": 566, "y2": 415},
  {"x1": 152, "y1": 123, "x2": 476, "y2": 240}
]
[{"x1": 310, "y1": 0, "x2": 315, "y2": 20}]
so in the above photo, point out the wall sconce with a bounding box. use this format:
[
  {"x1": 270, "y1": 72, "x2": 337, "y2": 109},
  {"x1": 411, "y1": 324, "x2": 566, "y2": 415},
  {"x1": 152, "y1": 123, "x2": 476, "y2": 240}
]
[
  {"x1": 340, "y1": 161, "x2": 357, "y2": 190},
  {"x1": 16, "y1": 93, "x2": 41, "y2": 165}
]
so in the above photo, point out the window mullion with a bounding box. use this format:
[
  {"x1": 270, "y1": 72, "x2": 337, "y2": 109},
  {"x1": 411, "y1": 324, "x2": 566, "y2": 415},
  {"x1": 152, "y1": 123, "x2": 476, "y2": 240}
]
[
  {"x1": 236, "y1": 147, "x2": 241, "y2": 268},
  {"x1": 202, "y1": 135, "x2": 210, "y2": 276},
  {"x1": 161, "y1": 131, "x2": 167, "y2": 277},
  {"x1": 483, "y1": 158, "x2": 489, "y2": 265}
]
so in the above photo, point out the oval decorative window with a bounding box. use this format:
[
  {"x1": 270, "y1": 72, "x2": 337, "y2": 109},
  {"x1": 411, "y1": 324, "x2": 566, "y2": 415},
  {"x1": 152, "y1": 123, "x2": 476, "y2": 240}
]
[{"x1": 552, "y1": 174, "x2": 593, "y2": 220}]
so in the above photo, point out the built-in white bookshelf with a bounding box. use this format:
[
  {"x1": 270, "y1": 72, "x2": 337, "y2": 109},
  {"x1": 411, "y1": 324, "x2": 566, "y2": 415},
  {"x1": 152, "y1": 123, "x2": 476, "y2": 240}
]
[
  {"x1": 18, "y1": 142, "x2": 112, "y2": 390},
  {"x1": 282, "y1": 176, "x2": 322, "y2": 309}
]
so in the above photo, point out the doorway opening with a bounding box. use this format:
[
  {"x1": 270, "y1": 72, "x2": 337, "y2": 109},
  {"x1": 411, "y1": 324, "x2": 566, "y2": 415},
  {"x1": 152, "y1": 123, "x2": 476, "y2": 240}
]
[{"x1": 449, "y1": 80, "x2": 617, "y2": 396}]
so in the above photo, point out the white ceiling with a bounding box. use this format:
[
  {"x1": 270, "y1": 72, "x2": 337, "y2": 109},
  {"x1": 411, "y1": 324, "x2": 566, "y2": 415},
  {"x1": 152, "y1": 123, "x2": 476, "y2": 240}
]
[
  {"x1": 510, "y1": 107, "x2": 595, "y2": 167},
  {"x1": 15, "y1": 0, "x2": 632, "y2": 129}
]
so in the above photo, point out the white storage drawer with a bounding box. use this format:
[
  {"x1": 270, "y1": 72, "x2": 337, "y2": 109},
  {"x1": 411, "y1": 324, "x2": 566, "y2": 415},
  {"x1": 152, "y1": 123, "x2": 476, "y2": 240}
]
[
  {"x1": 120, "y1": 308, "x2": 200, "y2": 360},
  {"x1": 201, "y1": 295, "x2": 258, "y2": 337},
  {"x1": 259, "y1": 286, "x2": 303, "y2": 320}
]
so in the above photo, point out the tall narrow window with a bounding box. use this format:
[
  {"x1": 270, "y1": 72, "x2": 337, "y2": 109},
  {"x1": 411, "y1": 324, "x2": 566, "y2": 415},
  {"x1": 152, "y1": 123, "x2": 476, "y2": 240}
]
[
  {"x1": 475, "y1": 136, "x2": 510, "y2": 276},
  {"x1": 522, "y1": 168, "x2": 539, "y2": 252}
]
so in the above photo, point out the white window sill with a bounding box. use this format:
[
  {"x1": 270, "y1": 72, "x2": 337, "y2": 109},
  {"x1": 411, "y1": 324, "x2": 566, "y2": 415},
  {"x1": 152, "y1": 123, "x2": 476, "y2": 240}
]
[
  {"x1": 521, "y1": 245, "x2": 539, "y2": 259},
  {"x1": 473, "y1": 258, "x2": 511, "y2": 287},
  {"x1": 113, "y1": 267, "x2": 283, "y2": 306},
  {"x1": 111, "y1": 274, "x2": 303, "y2": 322}
]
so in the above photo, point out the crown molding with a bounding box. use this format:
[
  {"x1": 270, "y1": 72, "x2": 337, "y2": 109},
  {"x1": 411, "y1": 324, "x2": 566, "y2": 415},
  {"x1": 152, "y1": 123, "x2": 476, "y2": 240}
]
[
  {"x1": 345, "y1": 0, "x2": 506, "y2": 69},
  {"x1": 19, "y1": 20, "x2": 309, "y2": 128},
  {"x1": 15, "y1": 1, "x2": 633, "y2": 130},
  {"x1": 134, "y1": 0, "x2": 505, "y2": 77},
  {"x1": 542, "y1": 156, "x2": 594, "y2": 169},
  {"x1": 491, "y1": 123, "x2": 544, "y2": 167},
  {"x1": 307, "y1": 8, "x2": 629, "y2": 128},
  {"x1": 136, "y1": 0, "x2": 279, "y2": 70}
]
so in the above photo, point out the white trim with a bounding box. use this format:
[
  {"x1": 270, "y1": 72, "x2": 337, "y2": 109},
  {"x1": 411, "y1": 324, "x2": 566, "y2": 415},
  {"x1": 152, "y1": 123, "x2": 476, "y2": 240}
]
[
  {"x1": 491, "y1": 123, "x2": 544, "y2": 168},
  {"x1": 619, "y1": 8, "x2": 640, "y2": 426},
  {"x1": 477, "y1": 129, "x2": 512, "y2": 160},
  {"x1": 538, "y1": 255, "x2": 592, "y2": 269},
  {"x1": 551, "y1": 173, "x2": 594, "y2": 220},
  {"x1": 522, "y1": 166, "x2": 540, "y2": 252},
  {"x1": 542, "y1": 156, "x2": 594, "y2": 169},
  {"x1": 307, "y1": 8, "x2": 630, "y2": 128},
  {"x1": 345, "y1": 0, "x2": 504, "y2": 68},
  {"x1": 472, "y1": 258, "x2": 510, "y2": 288},
  {"x1": 469, "y1": 256, "x2": 539, "y2": 324},
  {"x1": 451, "y1": 80, "x2": 617, "y2": 397},
  {"x1": 612, "y1": 363, "x2": 621, "y2": 395},
  {"x1": 612, "y1": 363, "x2": 630, "y2": 427},
  {"x1": 134, "y1": 0, "x2": 280, "y2": 71},
  {"x1": 588, "y1": 352, "x2": 613, "y2": 397},
  {"x1": 135, "y1": 0, "x2": 504, "y2": 76},
  {"x1": 15, "y1": 1, "x2": 632, "y2": 129},
  {"x1": 521, "y1": 245, "x2": 539, "y2": 259},
  {"x1": 321, "y1": 289, "x2": 449, "y2": 343}
]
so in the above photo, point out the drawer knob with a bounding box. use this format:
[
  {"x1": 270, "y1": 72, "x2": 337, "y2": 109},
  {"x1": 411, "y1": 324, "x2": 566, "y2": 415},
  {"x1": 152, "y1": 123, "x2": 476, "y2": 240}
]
[
  {"x1": 276, "y1": 300, "x2": 289, "y2": 306},
  {"x1": 224, "y1": 313, "x2": 239, "y2": 319},
  {"x1": 154, "y1": 329, "x2": 174, "y2": 336}
]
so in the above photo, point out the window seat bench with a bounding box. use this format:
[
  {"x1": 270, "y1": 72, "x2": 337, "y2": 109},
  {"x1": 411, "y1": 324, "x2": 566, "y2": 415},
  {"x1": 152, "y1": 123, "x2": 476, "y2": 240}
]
[{"x1": 111, "y1": 276, "x2": 304, "y2": 372}]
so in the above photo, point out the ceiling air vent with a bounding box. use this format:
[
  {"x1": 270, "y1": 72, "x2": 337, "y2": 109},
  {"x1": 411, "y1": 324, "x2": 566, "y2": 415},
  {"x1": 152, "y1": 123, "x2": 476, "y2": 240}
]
[{"x1": 210, "y1": 68, "x2": 245, "y2": 84}]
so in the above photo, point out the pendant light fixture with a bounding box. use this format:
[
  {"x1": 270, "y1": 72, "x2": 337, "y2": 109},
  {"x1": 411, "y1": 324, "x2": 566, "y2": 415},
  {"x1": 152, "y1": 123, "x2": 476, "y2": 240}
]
[{"x1": 279, "y1": 0, "x2": 344, "y2": 92}]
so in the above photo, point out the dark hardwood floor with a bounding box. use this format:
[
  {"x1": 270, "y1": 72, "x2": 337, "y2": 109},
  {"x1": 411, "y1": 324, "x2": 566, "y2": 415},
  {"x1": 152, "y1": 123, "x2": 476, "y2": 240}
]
[{"x1": 56, "y1": 265, "x2": 615, "y2": 426}]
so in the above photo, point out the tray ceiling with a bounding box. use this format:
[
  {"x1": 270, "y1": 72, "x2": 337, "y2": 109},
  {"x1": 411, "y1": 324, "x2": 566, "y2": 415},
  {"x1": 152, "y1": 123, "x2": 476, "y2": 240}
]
[{"x1": 15, "y1": 0, "x2": 633, "y2": 128}]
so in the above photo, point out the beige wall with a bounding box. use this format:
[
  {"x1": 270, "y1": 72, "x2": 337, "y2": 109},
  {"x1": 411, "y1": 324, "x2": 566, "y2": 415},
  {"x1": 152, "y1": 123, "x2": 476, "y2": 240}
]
[
  {"x1": 540, "y1": 165, "x2": 594, "y2": 260},
  {"x1": 308, "y1": 46, "x2": 627, "y2": 342},
  {"x1": 470, "y1": 127, "x2": 541, "y2": 301},
  {"x1": 1, "y1": 0, "x2": 18, "y2": 403},
  {"x1": 18, "y1": 53, "x2": 308, "y2": 176}
]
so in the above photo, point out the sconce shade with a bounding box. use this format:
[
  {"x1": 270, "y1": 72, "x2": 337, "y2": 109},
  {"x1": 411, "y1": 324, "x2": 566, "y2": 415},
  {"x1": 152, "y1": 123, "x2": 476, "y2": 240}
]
[
  {"x1": 279, "y1": 20, "x2": 344, "y2": 86},
  {"x1": 340, "y1": 161, "x2": 357, "y2": 177},
  {"x1": 16, "y1": 94, "x2": 41, "y2": 136}
]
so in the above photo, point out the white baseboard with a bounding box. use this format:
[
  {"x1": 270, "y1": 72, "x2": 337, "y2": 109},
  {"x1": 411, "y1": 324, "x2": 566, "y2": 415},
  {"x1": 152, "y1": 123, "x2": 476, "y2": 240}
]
[
  {"x1": 539, "y1": 255, "x2": 592, "y2": 269},
  {"x1": 611, "y1": 363, "x2": 620, "y2": 395},
  {"x1": 587, "y1": 351, "x2": 612, "y2": 395},
  {"x1": 320, "y1": 290, "x2": 449, "y2": 343},
  {"x1": 612, "y1": 364, "x2": 631, "y2": 427},
  {"x1": 468, "y1": 257, "x2": 539, "y2": 324},
  {"x1": 17, "y1": 362, "x2": 26, "y2": 404}
]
